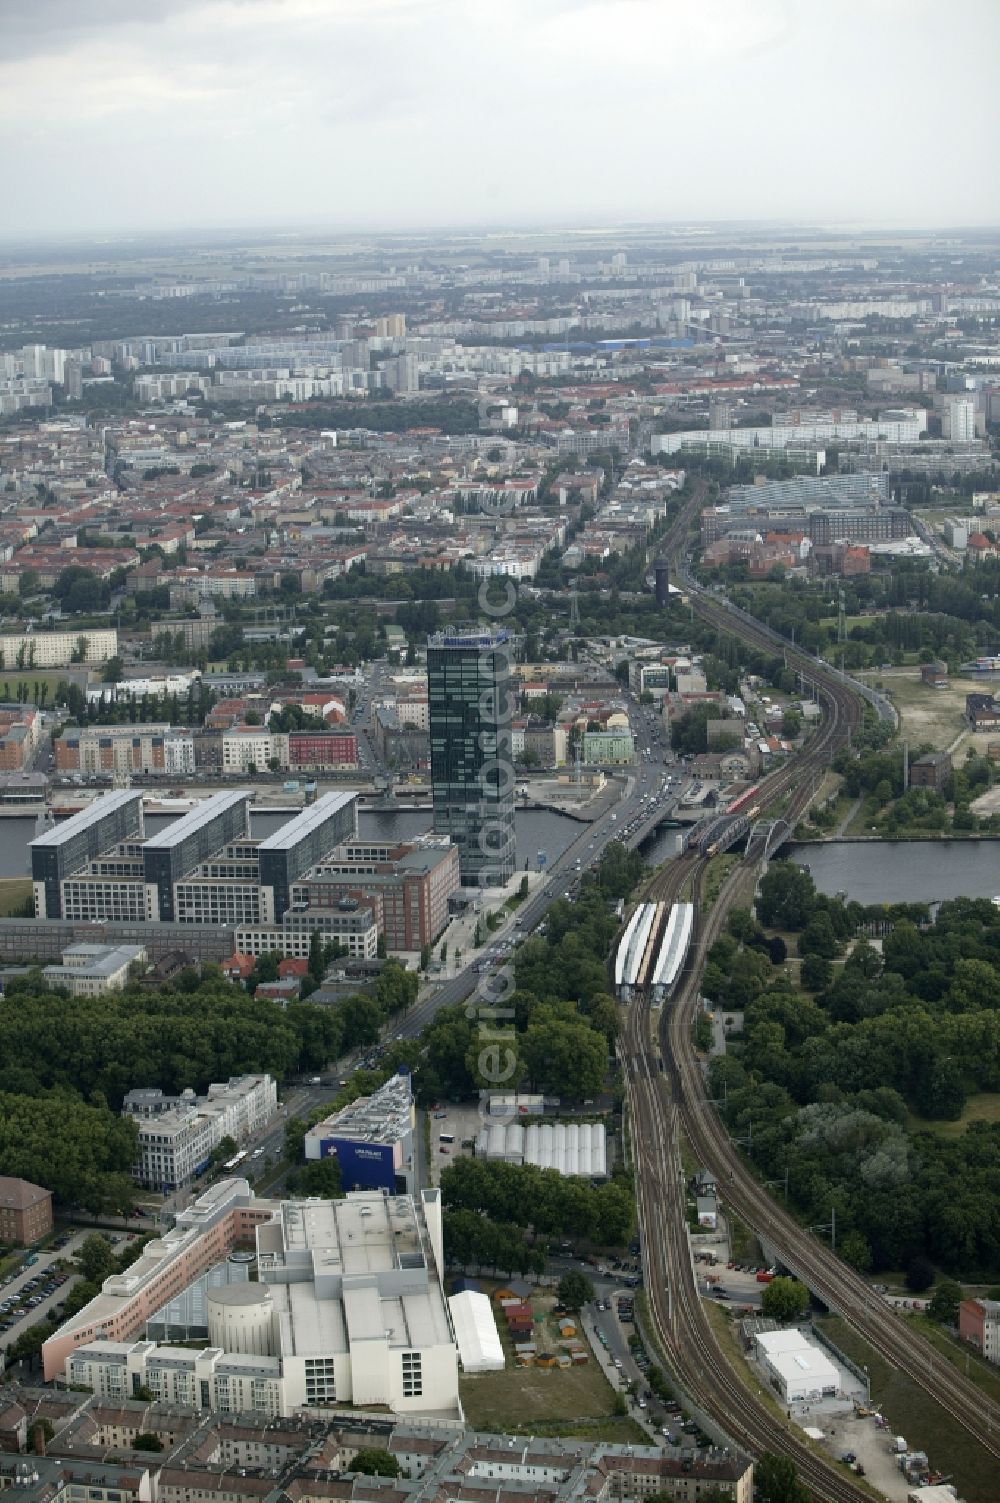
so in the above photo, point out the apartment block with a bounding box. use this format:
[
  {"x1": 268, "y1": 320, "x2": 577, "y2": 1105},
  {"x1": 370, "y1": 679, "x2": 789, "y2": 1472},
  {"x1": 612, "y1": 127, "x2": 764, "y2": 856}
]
[
  {"x1": 123, "y1": 1075, "x2": 278, "y2": 1190},
  {"x1": 55, "y1": 725, "x2": 195, "y2": 777},
  {"x1": 287, "y1": 730, "x2": 358, "y2": 769},
  {"x1": 0, "y1": 706, "x2": 40, "y2": 770},
  {"x1": 222, "y1": 728, "x2": 287, "y2": 773},
  {"x1": 960, "y1": 1298, "x2": 1000, "y2": 1364},
  {"x1": 0, "y1": 628, "x2": 118, "y2": 669}
]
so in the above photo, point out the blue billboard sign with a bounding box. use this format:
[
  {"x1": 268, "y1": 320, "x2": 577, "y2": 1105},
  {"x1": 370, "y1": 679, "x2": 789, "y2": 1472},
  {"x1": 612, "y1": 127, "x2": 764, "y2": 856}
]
[{"x1": 322, "y1": 1136, "x2": 396, "y2": 1191}]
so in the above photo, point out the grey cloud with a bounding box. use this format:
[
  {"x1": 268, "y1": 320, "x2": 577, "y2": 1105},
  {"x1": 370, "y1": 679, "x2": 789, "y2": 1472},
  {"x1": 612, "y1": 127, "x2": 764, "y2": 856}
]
[{"x1": 0, "y1": 0, "x2": 237, "y2": 58}]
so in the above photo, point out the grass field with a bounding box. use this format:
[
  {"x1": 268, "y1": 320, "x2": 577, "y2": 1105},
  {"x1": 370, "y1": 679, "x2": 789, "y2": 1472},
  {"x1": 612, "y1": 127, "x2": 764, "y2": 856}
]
[
  {"x1": 817, "y1": 1315, "x2": 1000, "y2": 1503},
  {"x1": 459, "y1": 1362, "x2": 635, "y2": 1436},
  {"x1": 0, "y1": 878, "x2": 32, "y2": 916},
  {"x1": 908, "y1": 1092, "x2": 1000, "y2": 1138},
  {"x1": 701, "y1": 854, "x2": 740, "y2": 912},
  {"x1": 906, "y1": 1312, "x2": 1000, "y2": 1407},
  {"x1": 458, "y1": 1282, "x2": 642, "y2": 1438},
  {"x1": 0, "y1": 669, "x2": 92, "y2": 692}
]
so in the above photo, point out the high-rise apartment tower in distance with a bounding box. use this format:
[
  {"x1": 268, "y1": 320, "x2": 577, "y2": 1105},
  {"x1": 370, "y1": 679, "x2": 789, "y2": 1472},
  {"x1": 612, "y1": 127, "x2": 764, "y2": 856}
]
[
  {"x1": 427, "y1": 627, "x2": 516, "y2": 887},
  {"x1": 941, "y1": 395, "x2": 975, "y2": 442},
  {"x1": 653, "y1": 558, "x2": 670, "y2": 608}
]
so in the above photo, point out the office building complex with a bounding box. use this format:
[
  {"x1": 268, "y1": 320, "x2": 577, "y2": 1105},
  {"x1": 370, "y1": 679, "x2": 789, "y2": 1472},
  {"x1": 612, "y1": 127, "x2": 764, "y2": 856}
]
[
  {"x1": 233, "y1": 903, "x2": 378, "y2": 960},
  {"x1": 723, "y1": 471, "x2": 889, "y2": 515},
  {"x1": 53, "y1": 1178, "x2": 459, "y2": 1420},
  {"x1": 427, "y1": 627, "x2": 516, "y2": 886},
  {"x1": 256, "y1": 792, "x2": 358, "y2": 923},
  {"x1": 290, "y1": 836, "x2": 459, "y2": 951},
  {"x1": 808, "y1": 507, "x2": 911, "y2": 545},
  {"x1": 30, "y1": 790, "x2": 360, "y2": 936},
  {"x1": 143, "y1": 791, "x2": 250, "y2": 922},
  {"x1": 304, "y1": 1071, "x2": 415, "y2": 1193},
  {"x1": 31, "y1": 789, "x2": 145, "y2": 920}
]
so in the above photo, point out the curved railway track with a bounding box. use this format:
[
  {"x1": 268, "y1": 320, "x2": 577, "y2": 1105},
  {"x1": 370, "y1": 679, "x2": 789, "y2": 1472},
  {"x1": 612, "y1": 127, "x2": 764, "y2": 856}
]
[
  {"x1": 622, "y1": 862, "x2": 872, "y2": 1503},
  {"x1": 616, "y1": 511, "x2": 1000, "y2": 1492}
]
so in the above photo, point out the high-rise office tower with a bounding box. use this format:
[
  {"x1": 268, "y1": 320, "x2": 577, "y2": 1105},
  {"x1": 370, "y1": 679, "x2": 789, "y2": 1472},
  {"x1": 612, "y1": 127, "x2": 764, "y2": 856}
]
[
  {"x1": 427, "y1": 627, "x2": 516, "y2": 887},
  {"x1": 653, "y1": 558, "x2": 670, "y2": 608}
]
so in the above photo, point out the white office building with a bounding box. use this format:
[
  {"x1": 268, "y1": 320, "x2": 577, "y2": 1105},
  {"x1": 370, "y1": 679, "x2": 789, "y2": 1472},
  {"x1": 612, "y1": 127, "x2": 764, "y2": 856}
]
[
  {"x1": 123, "y1": 1075, "x2": 278, "y2": 1190},
  {"x1": 41, "y1": 943, "x2": 146, "y2": 996}
]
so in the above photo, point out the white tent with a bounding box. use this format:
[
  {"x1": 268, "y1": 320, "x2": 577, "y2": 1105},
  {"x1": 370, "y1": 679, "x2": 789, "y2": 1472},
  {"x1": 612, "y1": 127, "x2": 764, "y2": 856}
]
[{"x1": 448, "y1": 1290, "x2": 505, "y2": 1372}]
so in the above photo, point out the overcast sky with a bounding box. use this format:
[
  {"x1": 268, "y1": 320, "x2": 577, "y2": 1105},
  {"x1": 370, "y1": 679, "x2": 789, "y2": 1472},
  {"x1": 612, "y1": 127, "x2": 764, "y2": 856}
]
[{"x1": 2, "y1": 0, "x2": 997, "y2": 240}]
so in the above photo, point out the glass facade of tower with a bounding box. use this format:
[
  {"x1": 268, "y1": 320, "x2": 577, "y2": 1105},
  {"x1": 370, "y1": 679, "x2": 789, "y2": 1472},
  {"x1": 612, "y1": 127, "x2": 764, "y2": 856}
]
[{"x1": 427, "y1": 628, "x2": 516, "y2": 887}]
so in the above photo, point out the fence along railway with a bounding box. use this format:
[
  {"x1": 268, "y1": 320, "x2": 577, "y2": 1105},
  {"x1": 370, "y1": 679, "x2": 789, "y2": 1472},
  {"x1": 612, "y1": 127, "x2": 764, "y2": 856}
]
[{"x1": 612, "y1": 515, "x2": 1000, "y2": 1495}]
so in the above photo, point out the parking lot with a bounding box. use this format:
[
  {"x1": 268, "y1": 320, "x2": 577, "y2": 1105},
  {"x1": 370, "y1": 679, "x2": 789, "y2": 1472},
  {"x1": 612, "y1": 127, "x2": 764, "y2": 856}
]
[{"x1": 0, "y1": 1229, "x2": 86, "y2": 1351}]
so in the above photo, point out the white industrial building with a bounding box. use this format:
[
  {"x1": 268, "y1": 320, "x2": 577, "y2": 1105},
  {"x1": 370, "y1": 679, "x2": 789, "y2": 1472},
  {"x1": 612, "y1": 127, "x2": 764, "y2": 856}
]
[
  {"x1": 476, "y1": 1121, "x2": 607, "y2": 1178},
  {"x1": 63, "y1": 1184, "x2": 460, "y2": 1418},
  {"x1": 448, "y1": 1289, "x2": 504, "y2": 1372},
  {"x1": 755, "y1": 1328, "x2": 839, "y2": 1402}
]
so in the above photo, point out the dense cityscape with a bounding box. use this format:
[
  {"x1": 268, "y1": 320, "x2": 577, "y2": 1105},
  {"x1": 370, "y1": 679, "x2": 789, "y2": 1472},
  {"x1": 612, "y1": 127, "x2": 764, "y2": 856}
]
[{"x1": 1, "y1": 3, "x2": 999, "y2": 1502}]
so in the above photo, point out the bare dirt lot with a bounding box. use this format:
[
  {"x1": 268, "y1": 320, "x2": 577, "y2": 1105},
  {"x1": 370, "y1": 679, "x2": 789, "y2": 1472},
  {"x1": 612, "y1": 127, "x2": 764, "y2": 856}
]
[{"x1": 882, "y1": 671, "x2": 995, "y2": 755}]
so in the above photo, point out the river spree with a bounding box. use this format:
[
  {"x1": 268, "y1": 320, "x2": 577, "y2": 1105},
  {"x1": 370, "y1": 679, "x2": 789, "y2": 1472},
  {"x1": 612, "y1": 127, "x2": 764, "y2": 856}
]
[
  {"x1": 791, "y1": 840, "x2": 1000, "y2": 906},
  {"x1": 6, "y1": 803, "x2": 993, "y2": 909}
]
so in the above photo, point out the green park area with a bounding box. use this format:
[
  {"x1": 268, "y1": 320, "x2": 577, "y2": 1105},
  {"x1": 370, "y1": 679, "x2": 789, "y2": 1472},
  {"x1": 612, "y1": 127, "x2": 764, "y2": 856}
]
[{"x1": 0, "y1": 879, "x2": 33, "y2": 916}]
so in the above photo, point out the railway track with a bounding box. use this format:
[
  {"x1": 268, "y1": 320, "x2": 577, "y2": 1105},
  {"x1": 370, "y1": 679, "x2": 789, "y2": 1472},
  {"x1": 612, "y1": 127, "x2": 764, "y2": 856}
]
[
  {"x1": 618, "y1": 560, "x2": 1000, "y2": 1492},
  {"x1": 621, "y1": 857, "x2": 871, "y2": 1502}
]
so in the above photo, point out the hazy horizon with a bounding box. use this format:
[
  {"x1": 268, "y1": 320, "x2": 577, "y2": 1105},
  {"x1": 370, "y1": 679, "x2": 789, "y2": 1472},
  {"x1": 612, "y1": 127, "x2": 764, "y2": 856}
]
[{"x1": 3, "y1": 0, "x2": 998, "y2": 240}]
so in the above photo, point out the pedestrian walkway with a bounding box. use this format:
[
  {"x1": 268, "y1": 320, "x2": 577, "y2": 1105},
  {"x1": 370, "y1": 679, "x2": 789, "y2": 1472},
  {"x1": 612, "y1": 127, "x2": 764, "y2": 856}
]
[{"x1": 435, "y1": 868, "x2": 547, "y2": 978}]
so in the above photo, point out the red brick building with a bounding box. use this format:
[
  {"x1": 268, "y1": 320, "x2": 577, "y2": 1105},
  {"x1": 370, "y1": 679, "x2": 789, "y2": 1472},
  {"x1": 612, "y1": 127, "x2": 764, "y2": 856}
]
[
  {"x1": 0, "y1": 708, "x2": 39, "y2": 771},
  {"x1": 0, "y1": 1176, "x2": 53, "y2": 1245},
  {"x1": 292, "y1": 840, "x2": 459, "y2": 952},
  {"x1": 287, "y1": 731, "x2": 358, "y2": 769}
]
